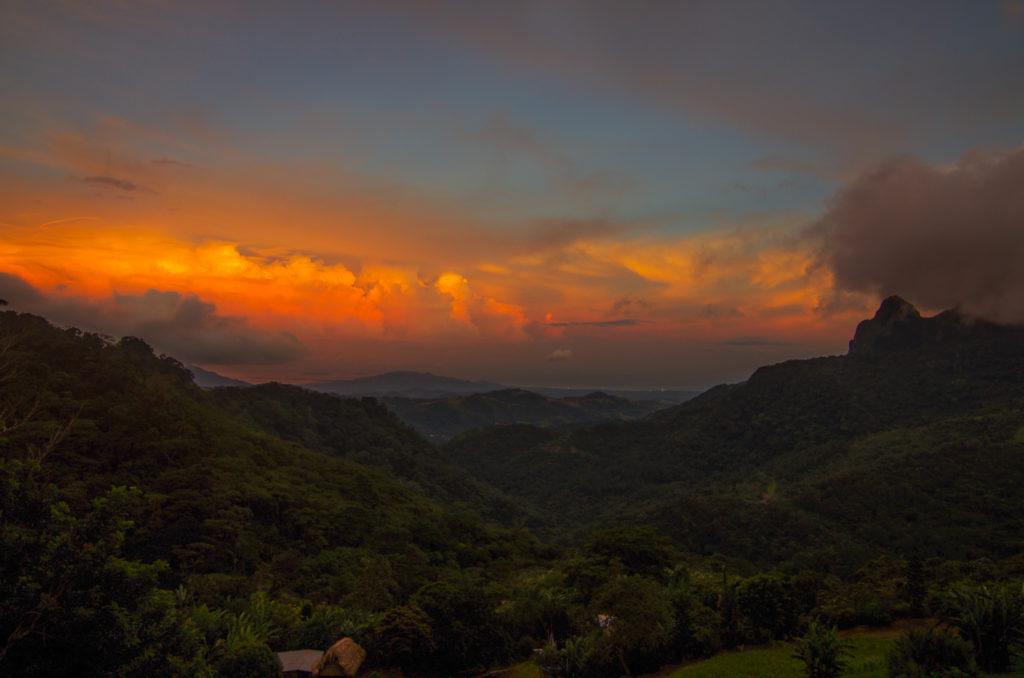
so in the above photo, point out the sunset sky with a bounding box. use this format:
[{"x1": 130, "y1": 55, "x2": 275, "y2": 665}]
[{"x1": 2, "y1": 1, "x2": 1023, "y2": 389}]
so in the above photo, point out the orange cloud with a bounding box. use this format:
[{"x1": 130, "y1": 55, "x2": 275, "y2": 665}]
[
  {"x1": 0, "y1": 221, "x2": 541, "y2": 345},
  {"x1": 519, "y1": 221, "x2": 865, "y2": 344},
  {"x1": 435, "y1": 272, "x2": 472, "y2": 324},
  {"x1": 0, "y1": 108, "x2": 867, "y2": 375}
]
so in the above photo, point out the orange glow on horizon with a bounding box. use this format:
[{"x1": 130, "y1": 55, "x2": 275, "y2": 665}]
[
  {"x1": 0, "y1": 217, "x2": 864, "y2": 352},
  {"x1": 0, "y1": 109, "x2": 870, "y2": 368}
]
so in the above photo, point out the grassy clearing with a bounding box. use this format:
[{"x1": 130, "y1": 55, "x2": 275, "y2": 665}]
[
  {"x1": 483, "y1": 661, "x2": 543, "y2": 678},
  {"x1": 648, "y1": 627, "x2": 897, "y2": 678},
  {"x1": 486, "y1": 624, "x2": 1024, "y2": 678},
  {"x1": 653, "y1": 626, "x2": 1024, "y2": 678}
]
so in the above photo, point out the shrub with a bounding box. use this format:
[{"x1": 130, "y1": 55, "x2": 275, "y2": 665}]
[
  {"x1": 297, "y1": 604, "x2": 373, "y2": 650},
  {"x1": 534, "y1": 635, "x2": 597, "y2": 678},
  {"x1": 214, "y1": 642, "x2": 279, "y2": 678},
  {"x1": 944, "y1": 585, "x2": 1024, "y2": 672},
  {"x1": 588, "y1": 575, "x2": 675, "y2": 675},
  {"x1": 370, "y1": 605, "x2": 435, "y2": 670},
  {"x1": 736, "y1": 573, "x2": 801, "y2": 642},
  {"x1": 886, "y1": 625, "x2": 977, "y2": 677},
  {"x1": 792, "y1": 620, "x2": 851, "y2": 678}
]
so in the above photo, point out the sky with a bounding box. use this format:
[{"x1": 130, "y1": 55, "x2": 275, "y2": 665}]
[{"x1": 2, "y1": 1, "x2": 1023, "y2": 390}]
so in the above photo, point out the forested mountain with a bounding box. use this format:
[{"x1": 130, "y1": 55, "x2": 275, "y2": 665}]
[
  {"x1": 303, "y1": 371, "x2": 506, "y2": 398},
  {"x1": 296, "y1": 371, "x2": 691, "y2": 435},
  {"x1": 444, "y1": 297, "x2": 1024, "y2": 568},
  {"x1": 207, "y1": 382, "x2": 546, "y2": 528},
  {"x1": 0, "y1": 311, "x2": 550, "y2": 675},
  {"x1": 4, "y1": 300, "x2": 1024, "y2": 677},
  {"x1": 188, "y1": 364, "x2": 252, "y2": 388},
  {"x1": 382, "y1": 388, "x2": 668, "y2": 441}
]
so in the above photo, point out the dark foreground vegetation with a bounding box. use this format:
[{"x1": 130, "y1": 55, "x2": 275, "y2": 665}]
[{"x1": 2, "y1": 297, "x2": 1024, "y2": 676}]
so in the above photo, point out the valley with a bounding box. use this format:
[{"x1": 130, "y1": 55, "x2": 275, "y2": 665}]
[{"x1": 2, "y1": 298, "x2": 1023, "y2": 676}]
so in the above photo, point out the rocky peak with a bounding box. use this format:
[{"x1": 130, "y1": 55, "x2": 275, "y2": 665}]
[
  {"x1": 849, "y1": 296, "x2": 922, "y2": 355},
  {"x1": 872, "y1": 295, "x2": 921, "y2": 324},
  {"x1": 848, "y1": 295, "x2": 969, "y2": 355},
  {"x1": 846, "y1": 294, "x2": 1024, "y2": 358}
]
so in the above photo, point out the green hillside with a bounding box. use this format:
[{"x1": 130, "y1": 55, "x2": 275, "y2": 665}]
[
  {"x1": 0, "y1": 311, "x2": 550, "y2": 675},
  {"x1": 444, "y1": 298, "x2": 1024, "y2": 568},
  {"x1": 4, "y1": 301, "x2": 1024, "y2": 677},
  {"x1": 382, "y1": 389, "x2": 668, "y2": 441},
  {"x1": 207, "y1": 382, "x2": 545, "y2": 529}
]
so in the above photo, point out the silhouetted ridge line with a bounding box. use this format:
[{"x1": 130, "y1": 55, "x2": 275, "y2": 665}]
[{"x1": 848, "y1": 295, "x2": 1024, "y2": 356}]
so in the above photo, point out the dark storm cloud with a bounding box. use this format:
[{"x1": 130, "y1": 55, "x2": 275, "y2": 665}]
[
  {"x1": 547, "y1": 319, "x2": 639, "y2": 328},
  {"x1": 151, "y1": 157, "x2": 192, "y2": 167},
  {"x1": 1004, "y1": 1, "x2": 1024, "y2": 23},
  {"x1": 82, "y1": 175, "x2": 152, "y2": 192},
  {"x1": 417, "y1": 2, "x2": 1024, "y2": 162},
  {"x1": 0, "y1": 272, "x2": 45, "y2": 304},
  {"x1": 610, "y1": 297, "x2": 652, "y2": 314},
  {"x1": 0, "y1": 274, "x2": 304, "y2": 365},
  {"x1": 718, "y1": 336, "x2": 793, "y2": 347},
  {"x1": 697, "y1": 303, "x2": 743, "y2": 319},
  {"x1": 525, "y1": 217, "x2": 633, "y2": 251},
  {"x1": 471, "y1": 116, "x2": 634, "y2": 199},
  {"x1": 121, "y1": 291, "x2": 303, "y2": 365},
  {"x1": 816, "y1": 147, "x2": 1024, "y2": 323},
  {"x1": 749, "y1": 155, "x2": 835, "y2": 180}
]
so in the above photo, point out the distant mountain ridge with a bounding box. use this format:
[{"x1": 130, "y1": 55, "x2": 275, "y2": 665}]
[
  {"x1": 187, "y1": 364, "x2": 252, "y2": 388},
  {"x1": 303, "y1": 371, "x2": 506, "y2": 398},
  {"x1": 303, "y1": 370, "x2": 697, "y2": 403},
  {"x1": 383, "y1": 388, "x2": 670, "y2": 441}
]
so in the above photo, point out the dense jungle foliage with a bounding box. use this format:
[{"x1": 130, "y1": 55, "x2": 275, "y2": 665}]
[
  {"x1": 444, "y1": 298, "x2": 1024, "y2": 567},
  {"x1": 381, "y1": 389, "x2": 667, "y2": 441},
  {"x1": 2, "y1": 298, "x2": 1024, "y2": 676}
]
